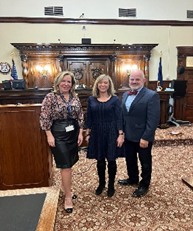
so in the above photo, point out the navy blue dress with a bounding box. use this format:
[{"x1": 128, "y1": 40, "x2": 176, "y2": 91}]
[{"x1": 86, "y1": 95, "x2": 123, "y2": 161}]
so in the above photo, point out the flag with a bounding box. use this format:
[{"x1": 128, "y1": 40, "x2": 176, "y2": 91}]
[
  {"x1": 11, "y1": 58, "x2": 18, "y2": 80},
  {"x1": 157, "y1": 57, "x2": 163, "y2": 91}
]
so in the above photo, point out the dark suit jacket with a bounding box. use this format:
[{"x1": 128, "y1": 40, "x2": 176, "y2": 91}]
[{"x1": 122, "y1": 87, "x2": 160, "y2": 142}]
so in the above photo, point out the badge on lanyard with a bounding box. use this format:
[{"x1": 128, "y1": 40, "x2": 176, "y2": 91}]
[
  {"x1": 65, "y1": 125, "x2": 75, "y2": 132},
  {"x1": 60, "y1": 94, "x2": 72, "y2": 119}
]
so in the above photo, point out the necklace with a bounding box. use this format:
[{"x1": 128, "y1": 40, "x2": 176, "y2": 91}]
[{"x1": 60, "y1": 93, "x2": 72, "y2": 119}]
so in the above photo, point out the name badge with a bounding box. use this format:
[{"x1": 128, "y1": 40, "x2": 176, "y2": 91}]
[{"x1": 65, "y1": 125, "x2": 74, "y2": 132}]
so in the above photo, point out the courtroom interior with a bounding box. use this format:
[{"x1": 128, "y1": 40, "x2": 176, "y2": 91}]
[{"x1": 0, "y1": 1, "x2": 193, "y2": 230}]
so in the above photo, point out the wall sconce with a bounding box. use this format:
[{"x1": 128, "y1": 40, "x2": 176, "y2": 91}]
[
  {"x1": 123, "y1": 64, "x2": 138, "y2": 76},
  {"x1": 36, "y1": 64, "x2": 51, "y2": 78}
]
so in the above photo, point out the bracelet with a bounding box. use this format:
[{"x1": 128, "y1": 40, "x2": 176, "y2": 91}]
[
  {"x1": 85, "y1": 134, "x2": 90, "y2": 137},
  {"x1": 119, "y1": 132, "x2": 124, "y2": 135}
]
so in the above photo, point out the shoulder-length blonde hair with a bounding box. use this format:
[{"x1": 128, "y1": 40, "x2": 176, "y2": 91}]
[
  {"x1": 52, "y1": 71, "x2": 77, "y2": 96},
  {"x1": 92, "y1": 74, "x2": 115, "y2": 97}
]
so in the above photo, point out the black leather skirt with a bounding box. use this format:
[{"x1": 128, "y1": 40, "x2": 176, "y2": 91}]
[{"x1": 50, "y1": 119, "x2": 79, "y2": 169}]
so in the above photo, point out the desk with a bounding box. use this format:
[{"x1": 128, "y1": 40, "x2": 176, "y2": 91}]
[{"x1": 0, "y1": 88, "x2": 52, "y2": 104}]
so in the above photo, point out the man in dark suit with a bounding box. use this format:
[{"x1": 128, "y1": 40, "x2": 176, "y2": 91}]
[{"x1": 118, "y1": 69, "x2": 160, "y2": 197}]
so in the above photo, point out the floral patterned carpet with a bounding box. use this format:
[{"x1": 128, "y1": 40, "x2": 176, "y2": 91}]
[{"x1": 52, "y1": 126, "x2": 193, "y2": 231}]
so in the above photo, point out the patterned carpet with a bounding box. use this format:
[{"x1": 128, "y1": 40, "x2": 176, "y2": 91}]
[{"x1": 52, "y1": 126, "x2": 193, "y2": 231}]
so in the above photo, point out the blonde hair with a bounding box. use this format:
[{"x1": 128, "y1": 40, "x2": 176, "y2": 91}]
[
  {"x1": 92, "y1": 74, "x2": 115, "y2": 97},
  {"x1": 52, "y1": 71, "x2": 76, "y2": 96}
]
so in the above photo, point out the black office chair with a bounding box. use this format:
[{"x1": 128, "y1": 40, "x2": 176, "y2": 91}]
[{"x1": 167, "y1": 79, "x2": 191, "y2": 127}]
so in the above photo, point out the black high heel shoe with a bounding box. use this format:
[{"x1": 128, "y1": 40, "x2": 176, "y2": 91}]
[{"x1": 64, "y1": 198, "x2": 73, "y2": 213}]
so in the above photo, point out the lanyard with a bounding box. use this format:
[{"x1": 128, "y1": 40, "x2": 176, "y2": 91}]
[{"x1": 60, "y1": 94, "x2": 72, "y2": 119}]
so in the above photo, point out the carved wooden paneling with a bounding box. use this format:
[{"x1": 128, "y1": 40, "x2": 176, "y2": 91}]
[
  {"x1": 68, "y1": 60, "x2": 87, "y2": 86},
  {"x1": 115, "y1": 55, "x2": 147, "y2": 89},
  {"x1": 66, "y1": 58, "x2": 109, "y2": 88},
  {"x1": 11, "y1": 43, "x2": 157, "y2": 90},
  {"x1": 87, "y1": 59, "x2": 109, "y2": 87},
  {"x1": 27, "y1": 59, "x2": 59, "y2": 88},
  {"x1": 21, "y1": 56, "x2": 61, "y2": 88}
]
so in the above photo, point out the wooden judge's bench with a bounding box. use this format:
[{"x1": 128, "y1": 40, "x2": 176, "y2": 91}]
[{"x1": 0, "y1": 87, "x2": 172, "y2": 123}]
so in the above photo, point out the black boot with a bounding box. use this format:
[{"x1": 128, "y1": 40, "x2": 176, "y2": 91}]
[
  {"x1": 95, "y1": 161, "x2": 106, "y2": 195},
  {"x1": 107, "y1": 162, "x2": 117, "y2": 197}
]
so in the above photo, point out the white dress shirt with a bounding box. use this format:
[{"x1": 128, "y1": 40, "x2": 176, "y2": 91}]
[{"x1": 125, "y1": 87, "x2": 143, "y2": 112}]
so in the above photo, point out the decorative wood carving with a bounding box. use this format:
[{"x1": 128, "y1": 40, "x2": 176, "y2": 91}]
[
  {"x1": 73, "y1": 68, "x2": 83, "y2": 80},
  {"x1": 11, "y1": 43, "x2": 158, "y2": 90},
  {"x1": 12, "y1": 43, "x2": 157, "y2": 53},
  {"x1": 91, "y1": 68, "x2": 103, "y2": 80}
]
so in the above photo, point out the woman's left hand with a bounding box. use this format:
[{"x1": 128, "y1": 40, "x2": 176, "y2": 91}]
[
  {"x1": 117, "y1": 135, "x2": 124, "y2": 147},
  {"x1": 78, "y1": 133, "x2": 83, "y2": 146}
]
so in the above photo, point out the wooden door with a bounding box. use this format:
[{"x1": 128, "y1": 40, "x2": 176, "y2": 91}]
[
  {"x1": 177, "y1": 47, "x2": 193, "y2": 122},
  {"x1": 182, "y1": 69, "x2": 193, "y2": 122}
]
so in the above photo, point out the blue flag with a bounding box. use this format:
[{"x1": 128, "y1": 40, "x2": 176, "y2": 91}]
[
  {"x1": 157, "y1": 57, "x2": 163, "y2": 91},
  {"x1": 11, "y1": 59, "x2": 18, "y2": 80}
]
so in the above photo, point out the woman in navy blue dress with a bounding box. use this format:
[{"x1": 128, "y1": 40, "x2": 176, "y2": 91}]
[{"x1": 85, "y1": 74, "x2": 124, "y2": 197}]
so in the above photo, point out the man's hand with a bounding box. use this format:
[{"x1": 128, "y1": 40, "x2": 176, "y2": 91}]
[{"x1": 140, "y1": 138, "x2": 149, "y2": 148}]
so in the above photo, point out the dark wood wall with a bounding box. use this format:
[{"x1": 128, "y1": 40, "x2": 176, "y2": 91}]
[{"x1": 11, "y1": 43, "x2": 157, "y2": 90}]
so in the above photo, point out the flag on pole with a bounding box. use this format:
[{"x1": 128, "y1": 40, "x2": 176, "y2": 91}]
[
  {"x1": 11, "y1": 58, "x2": 18, "y2": 80},
  {"x1": 157, "y1": 57, "x2": 163, "y2": 91}
]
